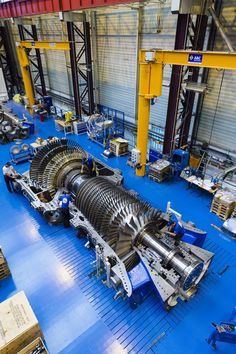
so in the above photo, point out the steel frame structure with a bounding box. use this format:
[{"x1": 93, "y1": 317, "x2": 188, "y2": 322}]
[
  {"x1": 0, "y1": 23, "x2": 21, "y2": 98},
  {"x1": 67, "y1": 20, "x2": 94, "y2": 116},
  {"x1": 136, "y1": 49, "x2": 236, "y2": 176},
  {"x1": 163, "y1": 13, "x2": 208, "y2": 154},
  {"x1": 178, "y1": 14, "x2": 208, "y2": 149},
  {"x1": 17, "y1": 20, "x2": 94, "y2": 117},
  {"x1": 18, "y1": 24, "x2": 47, "y2": 98},
  {"x1": 17, "y1": 40, "x2": 69, "y2": 111}
]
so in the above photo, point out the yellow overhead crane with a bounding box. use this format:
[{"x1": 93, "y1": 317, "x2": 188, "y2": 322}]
[
  {"x1": 16, "y1": 42, "x2": 236, "y2": 176},
  {"x1": 136, "y1": 49, "x2": 236, "y2": 176},
  {"x1": 16, "y1": 41, "x2": 70, "y2": 112}
]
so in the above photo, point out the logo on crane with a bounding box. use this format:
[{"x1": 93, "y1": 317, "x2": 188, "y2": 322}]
[{"x1": 188, "y1": 54, "x2": 203, "y2": 64}]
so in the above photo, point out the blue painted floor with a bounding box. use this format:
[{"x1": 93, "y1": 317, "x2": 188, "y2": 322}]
[{"x1": 0, "y1": 101, "x2": 236, "y2": 354}]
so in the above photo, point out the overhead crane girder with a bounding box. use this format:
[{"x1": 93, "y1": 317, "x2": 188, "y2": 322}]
[
  {"x1": 19, "y1": 41, "x2": 71, "y2": 51},
  {"x1": 136, "y1": 49, "x2": 236, "y2": 176},
  {"x1": 17, "y1": 35, "x2": 94, "y2": 116}
]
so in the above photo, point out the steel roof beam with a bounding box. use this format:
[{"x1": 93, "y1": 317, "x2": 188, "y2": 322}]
[{"x1": 0, "y1": 0, "x2": 139, "y2": 19}]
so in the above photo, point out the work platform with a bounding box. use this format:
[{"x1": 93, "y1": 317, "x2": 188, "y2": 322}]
[{"x1": 0, "y1": 102, "x2": 236, "y2": 353}]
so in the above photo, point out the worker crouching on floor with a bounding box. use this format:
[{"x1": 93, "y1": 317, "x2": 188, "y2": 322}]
[
  {"x1": 81, "y1": 156, "x2": 97, "y2": 177},
  {"x1": 167, "y1": 218, "x2": 185, "y2": 245},
  {"x1": 2, "y1": 162, "x2": 19, "y2": 193},
  {"x1": 58, "y1": 191, "x2": 72, "y2": 227}
]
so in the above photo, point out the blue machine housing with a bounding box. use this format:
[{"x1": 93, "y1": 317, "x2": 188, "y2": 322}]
[
  {"x1": 172, "y1": 149, "x2": 190, "y2": 173},
  {"x1": 181, "y1": 224, "x2": 207, "y2": 247},
  {"x1": 10, "y1": 143, "x2": 34, "y2": 164},
  {"x1": 149, "y1": 149, "x2": 163, "y2": 163},
  {"x1": 169, "y1": 213, "x2": 207, "y2": 248}
]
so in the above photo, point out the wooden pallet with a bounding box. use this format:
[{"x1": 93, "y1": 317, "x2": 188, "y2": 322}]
[
  {"x1": 18, "y1": 337, "x2": 48, "y2": 354},
  {"x1": 149, "y1": 171, "x2": 169, "y2": 183},
  {"x1": 210, "y1": 197, "x2": 235, "y2": 220},
  {"x1": 0, "y1": 248, "x2": 10, "y2": 280},
  {"x1": 218, "y1": 208, "x2": 234, "y2": 221},
  {"x1": 148, "y1": 164, "x2": 170, "y2": 183},
  {"x1": 110, "y1": 138, "x2": 129, "y2": 156}
]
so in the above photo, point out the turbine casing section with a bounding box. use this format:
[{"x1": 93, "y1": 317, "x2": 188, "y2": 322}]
[{"x1": 29, "y1": 139, "x2": 87, "y2": 189}]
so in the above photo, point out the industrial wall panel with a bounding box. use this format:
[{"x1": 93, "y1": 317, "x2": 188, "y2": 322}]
[
  {"x1": 40, "y1": 19, "x2": 71, "y2": 97},
  {"x1": 196, "y1": 0, "x2": 236, "y2": 154},
  {"x1": 44, "y1": 50, "x2": 70, "y2": 95},
  {"x1": 96, "y1": 1, "x2": 177, "y2": 129},
  {"x1": 141, "y1": 3, "x2": 177, "y2": 128},
  {"x1": 96, "y1": 9, "x2": 137, "y2": 118}
]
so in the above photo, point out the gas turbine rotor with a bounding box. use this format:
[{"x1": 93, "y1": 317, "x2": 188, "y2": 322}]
[
  {"x1": 75, "y1": 177, "x2": 164, "y2": 261},
  {"x1": 73, "y1": 175, "x2": 213, "y2": 305},
  {"x1": 18, "y1": 138, "x2": 214, "y2": 308}
]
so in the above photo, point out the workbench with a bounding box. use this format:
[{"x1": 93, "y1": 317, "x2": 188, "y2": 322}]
[
  {"x1": 183, "y1": 175, "x2": 219, "y2": 194},
  {"x1": 55, "y1": 119, "x2": 73, "y2": 135}
]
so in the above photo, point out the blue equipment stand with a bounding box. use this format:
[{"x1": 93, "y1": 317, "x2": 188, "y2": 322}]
[
  {"x1": 128, "y1": 261, "x2": 152, "y2": 309},
  {"x1": 10, "y1": 144, "x2": 34, "y2": 164}
]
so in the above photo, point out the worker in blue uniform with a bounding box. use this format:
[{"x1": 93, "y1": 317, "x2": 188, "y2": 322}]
[
  {"x1": 2, "y1": 162, "x2": 18, "y2": 193},
  {"x1": 81, "y1": 156, "x2": 97, "y2": 176},
  {"x1": 58, "y1": 191, "x2": 72, "y2": 227},
  {"x1": 167, "y1": 216, "x2": 185, "y2": 245}
]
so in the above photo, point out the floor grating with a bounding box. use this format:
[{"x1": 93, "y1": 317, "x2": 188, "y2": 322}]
[
  {"x1": 40, "y1": 221, "x2": 236, "y2": 353},
  {"x1": 1, "y1": 101, "x2": 236, "y2": 353}
]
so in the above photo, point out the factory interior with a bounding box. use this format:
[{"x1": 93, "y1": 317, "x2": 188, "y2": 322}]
[{"x1": 0, "y1": 0, "x2": 236, "y2": 353}]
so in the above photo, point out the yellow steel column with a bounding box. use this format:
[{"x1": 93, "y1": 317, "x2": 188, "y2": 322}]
[
  {"x1": 136, "y1": 62, "x2": 151, "y2": 176},
  {"x1": 16, "y1": 45, "x2": 35, "y2": 112},
  {"x1": 136, "y1": 52, "x2": 163, "y2": 176}
]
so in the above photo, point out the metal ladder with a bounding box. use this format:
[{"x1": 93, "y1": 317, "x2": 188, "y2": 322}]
[{"x1": 196, "y1": 151, "x2": 212, "y2": 178}]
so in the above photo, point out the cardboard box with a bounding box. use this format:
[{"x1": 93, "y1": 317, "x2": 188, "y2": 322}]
[{"x1": 0, "y1": 291, "x2": 42, "y2": 354}]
